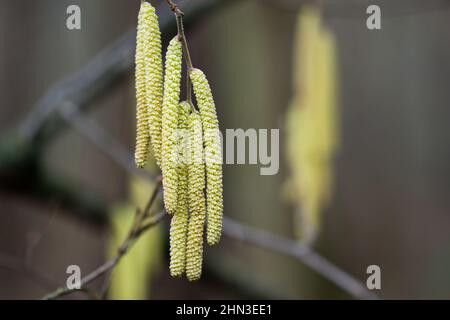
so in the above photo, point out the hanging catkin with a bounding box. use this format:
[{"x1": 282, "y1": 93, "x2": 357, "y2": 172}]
[
  {"x1": 144, "y1": 3, "x2": 164, "y2": 166},
  {"x1": 134, "y1": 2, "x2": 156, "y2": 168},
  {"x1": 169, "y1": 101, "x2": 191, "y2": 277},
  {"x1": 161, "y1": 37, "x2": 183, "y2": 214},
  {"x1": 185, "y1": 111, "x2": 206, "y2": 282},
  {"x1": 190, "y1": 68, "x2": 223, "y2": 246}
]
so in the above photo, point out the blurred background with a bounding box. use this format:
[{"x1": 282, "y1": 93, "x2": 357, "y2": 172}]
[{"x1": 1, "y1": 0, "x2": 450, "y2": 299}]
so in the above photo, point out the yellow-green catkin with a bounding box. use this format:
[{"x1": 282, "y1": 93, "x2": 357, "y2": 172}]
[
  {"x1": 161, "y1": 37, "x2": 183, "y2": 214},
  {"x1": 190, "y1": 68, "x2": 223, "y2": 246},
  {"x1": 143, "y1": 3, "x2": 164, "y2": 166},
  {"x1": 169, "y1": 102, "x2": 191, "y2": 277},
  {"x1": 185, "y1": 111, "x2": 206, "y2": 281},
  {"x1": 284, "y1": 6, "x2": 338, "y2": 244},
  {"x1": 134, "y1": 2, "x2": 156, "y2": 168}
]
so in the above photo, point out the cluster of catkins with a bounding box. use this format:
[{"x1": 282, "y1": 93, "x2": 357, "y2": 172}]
[{"x1": 134, "y1": 2, "x2": 223, "y2": 281}]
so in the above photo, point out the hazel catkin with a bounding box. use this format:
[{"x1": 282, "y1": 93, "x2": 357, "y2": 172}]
[
  {"x1": 144, "y1": 3, "x2": 164, "y2": 166},
  {"x1": 161, "y1": 37, "x2": 183, "y2": 214},
  {"x1": 134, "y1": 1, "x2": 156, "y2": 168},
  {"x1": 169, "y1": 101, "x2": 191, "y2": 277},
  {"x1": 185, "y1": 111, "x2": 206, "y2": 282},
  {"x1": 190, "y1": 68, "x2": 223, "y2": 246}
]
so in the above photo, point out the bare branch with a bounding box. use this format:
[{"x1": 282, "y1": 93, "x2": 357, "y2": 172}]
[
  {"x1": 43, "y1": 177, "x2": 166, "y2": 300},
  {"x1": 43, "y1": 202, "x2": 166, "y2": 300}
]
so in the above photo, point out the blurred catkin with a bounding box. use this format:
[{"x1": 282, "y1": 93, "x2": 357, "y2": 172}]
[
  {"x1": 169, "y1": 101, "x2": 191, "y2": 277},
  {"x1": 285, "y1": 6, "x2": 339, "y2": 243},
  {"x1": 190, "y1": 68, "x2": 223, "y2": 246},
  {"x1": 161, "y1": 37, "x2": 183, "y2": 214},
  {"x1": 185, "y1": 112, "x2": 206, "y2": 281}
]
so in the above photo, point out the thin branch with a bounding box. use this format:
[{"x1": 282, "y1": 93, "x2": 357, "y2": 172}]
[
  {"x1": 175, "y1": 15, "x2": 194, "y2": 72},
  {"x1": 42, "y1": 184, "x2": 166, "y2": 300},
  {"x1": 140, "y1": 176, "x2": 163, "y2": 220},
  {"x1": 98, "y1": 269, "x2": 113, "y2": 300},
  {"x1": 165, "y1": 0, "x2": 183, "y2": 15},
  {"x1": 42, "y1": 211, "x2": 165, "y2": 300}
]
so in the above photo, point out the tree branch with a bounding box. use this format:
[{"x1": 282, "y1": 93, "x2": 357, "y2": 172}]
[{"x1": 42, "y1": 184, "x2": 166, "y2": 300}]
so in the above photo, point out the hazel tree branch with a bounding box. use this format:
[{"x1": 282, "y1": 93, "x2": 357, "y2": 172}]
[{"x1": 42, "y1": 183, "x2": 166, "y2": 300}]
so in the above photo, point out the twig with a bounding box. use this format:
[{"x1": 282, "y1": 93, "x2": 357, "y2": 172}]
[
  {"x1": 98, "y1": 269, "x2": 113, "y2": 300},
  {"x1": 42, "y1": 184, "x2": 166, "y2": 300},
  {"x1": 139, "y1": 176, "x2": 163, "y2": 220},
  {"x1": 43, "y1": 211, "x2": 165, "y2": 300}
]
